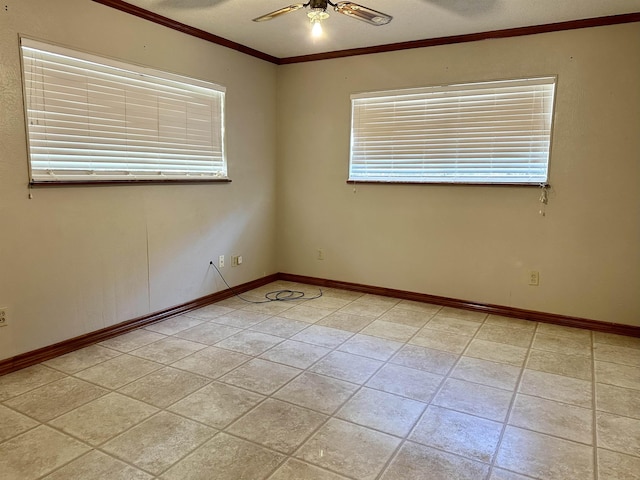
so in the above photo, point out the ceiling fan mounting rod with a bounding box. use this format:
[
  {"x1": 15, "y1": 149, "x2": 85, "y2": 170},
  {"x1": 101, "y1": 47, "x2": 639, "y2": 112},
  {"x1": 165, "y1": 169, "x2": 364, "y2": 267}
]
[{"x1": 304, "y1": 0, "x2": 338, "y2": 11}]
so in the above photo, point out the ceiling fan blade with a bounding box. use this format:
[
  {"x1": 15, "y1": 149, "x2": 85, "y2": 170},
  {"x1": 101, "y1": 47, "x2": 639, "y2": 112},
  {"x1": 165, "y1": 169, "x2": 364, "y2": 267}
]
[
  {"x1": 252, "y1": 4, "x2": 305, "y2": 22},
  {"x1": 334, "y1": 2, "x2": 392, "y2": 25}
]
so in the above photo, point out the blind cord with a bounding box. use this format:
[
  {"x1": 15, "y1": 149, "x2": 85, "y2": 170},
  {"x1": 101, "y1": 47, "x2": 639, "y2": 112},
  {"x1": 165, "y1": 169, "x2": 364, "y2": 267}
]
[
  {"x1": 209, "y1": 261, "x2": 322, "y2": 304},
  {"x1": 539, "y1": 183, "x2": 550, "y2": 216}
]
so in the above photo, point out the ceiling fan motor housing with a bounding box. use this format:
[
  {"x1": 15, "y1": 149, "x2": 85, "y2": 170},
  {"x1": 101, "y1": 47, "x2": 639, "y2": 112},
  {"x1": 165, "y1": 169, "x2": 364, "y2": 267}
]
[{"x1": 309, "y1": 0, "x2": 329, "y2": 11}]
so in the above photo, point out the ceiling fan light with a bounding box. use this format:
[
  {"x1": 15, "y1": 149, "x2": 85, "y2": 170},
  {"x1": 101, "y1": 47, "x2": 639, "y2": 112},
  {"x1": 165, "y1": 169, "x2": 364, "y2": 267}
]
[
  {"x1": 311, "y1": 19, "x2": 323, "y2": 37},
  {"x1": 307, "y1": 10, "x2": 330, "y2": 21}
]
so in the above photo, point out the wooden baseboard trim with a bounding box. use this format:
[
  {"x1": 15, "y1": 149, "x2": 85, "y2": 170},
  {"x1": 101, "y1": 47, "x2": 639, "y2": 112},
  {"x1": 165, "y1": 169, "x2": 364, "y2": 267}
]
[
  {"x1": 3, "y1": 271, "x2": 637, "y2": 376},
  {"x1": 278, "y1": 273, "x2": 640, "y2": 337},
  {"x1": 0, "y1": 274, "x2": 278, "y2": 376}
]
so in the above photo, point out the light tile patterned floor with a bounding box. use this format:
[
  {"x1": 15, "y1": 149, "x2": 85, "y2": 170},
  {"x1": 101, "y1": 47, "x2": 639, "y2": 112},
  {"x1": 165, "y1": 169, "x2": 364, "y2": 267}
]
[{"x1": 1, "y1": 281, "x2": 639, "y2": 479}]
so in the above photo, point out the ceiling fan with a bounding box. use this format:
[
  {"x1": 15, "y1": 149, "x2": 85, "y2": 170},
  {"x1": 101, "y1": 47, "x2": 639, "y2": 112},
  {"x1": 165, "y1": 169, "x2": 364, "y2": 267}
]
[{"x1": 253, "y1": 0, "x2": 392, "y2": 37}]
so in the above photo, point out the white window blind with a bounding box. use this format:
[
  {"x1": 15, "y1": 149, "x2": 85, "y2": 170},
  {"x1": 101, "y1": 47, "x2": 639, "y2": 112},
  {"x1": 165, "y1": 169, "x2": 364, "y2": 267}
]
[
  {"x1": 349, "y1": 77, "x2": 556, "y2": 184},
  {"x1": 21, "y1": 38, "x2": 227, "y2": 183}
]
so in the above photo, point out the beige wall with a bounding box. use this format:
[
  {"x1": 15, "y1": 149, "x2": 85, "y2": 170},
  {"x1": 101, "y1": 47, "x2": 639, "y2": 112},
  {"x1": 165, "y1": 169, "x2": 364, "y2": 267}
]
[
  {"x1": 0, "y1": 0, "x2": 278, "y2": 359},
  {"x1": 1, "y1": 5, "x2": 638, "y2": 362},
  {"x1": 276, "y1": 23, "x2": 640, "y2": 326}
]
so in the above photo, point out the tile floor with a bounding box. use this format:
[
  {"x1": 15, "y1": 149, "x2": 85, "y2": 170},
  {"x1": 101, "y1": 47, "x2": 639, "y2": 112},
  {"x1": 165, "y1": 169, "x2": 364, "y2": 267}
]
[{"x1": 1, "y1": 281, "x2": 639, "y2": 479}]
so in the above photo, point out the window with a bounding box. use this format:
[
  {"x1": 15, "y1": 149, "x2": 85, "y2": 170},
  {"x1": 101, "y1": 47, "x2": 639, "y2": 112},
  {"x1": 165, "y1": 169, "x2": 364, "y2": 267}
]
[
  {"x1": 21, "y1": 38, "x2": 227, "y2": 184},
  {"x1": 349, "y1": 77, "x2": 556, "y2": 184}
]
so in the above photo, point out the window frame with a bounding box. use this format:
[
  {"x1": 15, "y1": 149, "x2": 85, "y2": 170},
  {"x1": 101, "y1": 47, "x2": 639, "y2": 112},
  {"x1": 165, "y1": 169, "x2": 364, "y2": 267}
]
[
  {"x1": 348, "y1": 76, "x2": 557, "y2": 186},
  {"x1": 20, "y1": 37, "x2": 229, "y2": 187}
]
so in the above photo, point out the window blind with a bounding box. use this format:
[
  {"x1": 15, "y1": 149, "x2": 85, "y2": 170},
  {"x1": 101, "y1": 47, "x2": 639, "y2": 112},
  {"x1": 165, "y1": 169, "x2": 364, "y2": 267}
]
[
  {"x1": 21, "y1": 38, "x2": 227, "y2": 183},
  {"x1": 349, "y1": 77, "x2": 556, "y2": 184}
]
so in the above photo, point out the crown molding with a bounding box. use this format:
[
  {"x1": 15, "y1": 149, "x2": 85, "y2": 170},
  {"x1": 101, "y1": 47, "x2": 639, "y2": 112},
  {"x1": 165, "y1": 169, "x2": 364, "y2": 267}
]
[
  {"x1": 92, "y1": 2, "x2": 640, "y2": 65},
  {"x1": 280, "y1": 12, "x2": 640, "y2": 63},
  {"x1": 92, "y1": 0, "x2": 280, "y2": 63}
]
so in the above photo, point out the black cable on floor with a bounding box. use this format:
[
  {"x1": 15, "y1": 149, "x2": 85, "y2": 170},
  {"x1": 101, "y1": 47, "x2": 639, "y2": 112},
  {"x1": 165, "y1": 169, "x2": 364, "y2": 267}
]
[{"x1": 209, "y1": 261, "x2": 322, "y2": 304}]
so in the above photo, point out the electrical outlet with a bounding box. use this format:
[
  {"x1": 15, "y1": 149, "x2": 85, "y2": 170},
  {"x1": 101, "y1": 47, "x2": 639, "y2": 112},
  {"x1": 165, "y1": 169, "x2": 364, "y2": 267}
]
[
  {"x1": 529, "y1": 271, "x2": 540, "y2": 286},
  {"x1": 231, "y1": 255, "x2": 242, "y2": 267},
  {"x1": 0, "y1": 308, "x2": 7, "y2": 327},
  {"x1": 218, "y1": 255, "x2": 225, "y2": 268},
  {"x1": 317, "y1": 249, "x2": 324, "y2": 260}
]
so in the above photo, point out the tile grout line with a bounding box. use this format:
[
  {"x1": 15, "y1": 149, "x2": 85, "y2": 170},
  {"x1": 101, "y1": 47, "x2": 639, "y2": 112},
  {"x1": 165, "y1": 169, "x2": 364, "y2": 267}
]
[
  {"x1": 34, "y1": 366, "x2": 221, "y2": 477},
  {"x1": 115, "y1": 291, "x2": 382, "y2": 411},
  {"x1": 285, "y1": 366, "x2": 398, "y2": 479},
  {"x1": 3, "y1": 285, "x2": 638, "y2": 479},
  {"x1": 181, "y1": 290, "x2": 387, "y2": 480},
  {"x1": 257, "y1": 292, "x2": 397, "y2": 480},
  {"x1": 43, "y1": 436, "x2": 161, "y2": 479},
  {"x1": 266, "y1": 306, "x2": 402, "y2": 479},
  {"x1": 24, "y1": 334, "x2": 595, "y2": 479},
  {"x1": 377, "y1": 309, "x2": 489, "y2": 476},
  {"x1": 485, "y1": 318, "x2": 540, "y2": 479},
  {"x1": 373, "y1": 309, "x2": 489, "y2": 480},
  {"x1": 0, "y1": 300, "x2": 289, "y2": 479},
  {"x1": 2, "y1": 296, "x2": 431, "y2": 480},
  {"x1": 2, "y1": 382, "x2": 113, "y2": 426},
  {"x1": 591, "y1": 330, "x2": 599, "y2": 480},
  {"x1": 0, "y1": 366, "x2": 74, "y2": 404},
  {"x1": 38, "y1": 357, "x2": 222, "y2": 479},
  {"x1": 0, "y1": 354, "x2": 581, "y2": 447},
  {"x1": 40, "y1": 335, "x2": 301, "y2": 477},
  {"x1": 261, "y1": 298, "x2": 441, "y2": 479}
]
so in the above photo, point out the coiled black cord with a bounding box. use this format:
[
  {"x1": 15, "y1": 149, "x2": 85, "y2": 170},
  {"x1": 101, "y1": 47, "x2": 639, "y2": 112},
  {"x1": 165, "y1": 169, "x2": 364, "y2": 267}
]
[{"x1": 209, "y1": 261, "x2": 322, "y2": 304}]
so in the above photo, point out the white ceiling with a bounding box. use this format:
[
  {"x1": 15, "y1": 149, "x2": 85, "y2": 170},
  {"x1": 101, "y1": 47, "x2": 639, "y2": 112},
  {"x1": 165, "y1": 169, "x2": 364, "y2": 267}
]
[{"x1": 122, "y1": 0, "x2": 640, "y2": 59}]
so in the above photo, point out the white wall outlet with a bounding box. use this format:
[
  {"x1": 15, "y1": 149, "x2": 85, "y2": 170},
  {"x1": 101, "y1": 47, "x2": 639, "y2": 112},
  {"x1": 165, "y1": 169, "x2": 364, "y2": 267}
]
[
  {"x1": 529, "y1": 271, "x2": 540, "y2": 286},
  {"x1": 218, "y1": 255, "x2": 225, "y2": 268},
  {"x1": 317, "y1": 249, "x2": 324, "y2": 260},
  {"x1": 0, "y1": 308, "x2": 7, "y2": 327}
]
